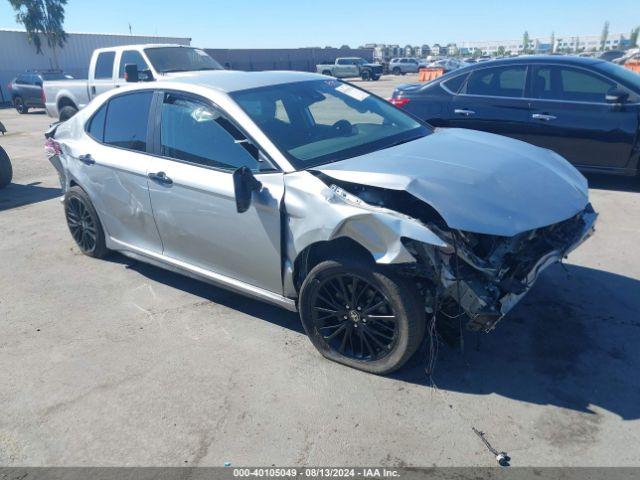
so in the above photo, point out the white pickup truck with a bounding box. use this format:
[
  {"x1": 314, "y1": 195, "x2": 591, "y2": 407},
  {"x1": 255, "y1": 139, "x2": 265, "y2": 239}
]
[{"x1": 44, "y1": 44, "x2": 223, "y2": 120}]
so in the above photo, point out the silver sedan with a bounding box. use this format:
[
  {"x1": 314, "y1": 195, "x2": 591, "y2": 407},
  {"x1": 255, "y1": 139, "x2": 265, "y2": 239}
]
[{"x1": 45, "y1": 71, "x2": 597, "y2": 374}]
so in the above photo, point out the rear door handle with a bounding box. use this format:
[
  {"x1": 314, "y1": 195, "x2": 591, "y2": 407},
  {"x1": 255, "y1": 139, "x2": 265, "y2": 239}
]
[
  {"x1": 454, "y1": 108, "x2": 476, "y2": 116},
  {"x1": 532, "y1": 113, "x2": 557, "y2": 121},
  {"x1": 148, "y1": 171, "x2": 173, "y2": 185},
  {"x1": 78, "y1": 154, "x2": 95, "y2": 165}
]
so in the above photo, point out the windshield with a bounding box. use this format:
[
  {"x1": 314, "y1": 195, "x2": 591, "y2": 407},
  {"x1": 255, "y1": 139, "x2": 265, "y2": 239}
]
[
  {"x1": 231, "y1": 79, "x2": 430, "y2": 169},
  {"x1": 597, "y1": 61, "x2": 640, "y2": 93},
  {"x1": 144, "y1": 47, "x2": 223, "y2": 73}
]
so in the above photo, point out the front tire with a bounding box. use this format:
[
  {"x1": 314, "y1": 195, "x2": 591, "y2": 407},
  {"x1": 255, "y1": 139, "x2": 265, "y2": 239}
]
[
  {"x1": 0, "y1": 147, "x2": 12, "y2": 188},
  {"x1": 14, "y1": 96, "x2": 28, "y2": 114},
  {"x1": 64, "y1": 186, "x2": 108, "y2": 258},
  {"x1": 59, "y1": 105, "x2": 78, "y2": 122},
  {"x1": 299, "y1": 258, "x2": 425, "y2": 374},
  {"x1": 361, "y1": 70, "x2": 371, "y2": 81},
  {"x1": 392, "y1": 67, "x2": 401, "y2": 75}
]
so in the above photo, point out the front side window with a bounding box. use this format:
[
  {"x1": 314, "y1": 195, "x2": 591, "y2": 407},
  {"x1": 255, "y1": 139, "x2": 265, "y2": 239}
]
[
  {"x1": 465, "y1": 66, "x2": 526, "y2": 97},
  {"x1": 95, "y1": 52, "x2": 116, "y2": 79},
  {"x1": 119, "y1": 50, "x2": 150, "y2": 78},
  {"x1": 160, "y1": 93, "x2": 266, "y2": 172},
  {"x1": 232, "y1": 79, "x2": 430, "y2": 169},
  {"x1": 104, "y1": 91, "x2": 152, "y2": 151},
  {"x1": 532, "y1": 66, "x2": 616, "y2": 102}
]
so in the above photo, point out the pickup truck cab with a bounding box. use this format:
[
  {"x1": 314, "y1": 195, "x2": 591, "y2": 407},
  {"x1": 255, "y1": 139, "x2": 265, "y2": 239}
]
[
  {"x1": 317, "y1": 57, "x2": 383, "y2": 81},
  {"x1": 44, "y1": 44, "x2": 223, "y2": 120}
]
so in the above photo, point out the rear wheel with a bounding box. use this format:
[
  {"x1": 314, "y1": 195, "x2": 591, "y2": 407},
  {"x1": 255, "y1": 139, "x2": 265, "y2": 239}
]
[
  {"x1": 322, "y1": 70, "x2": 332, "y2": 76},
  {"x1": 361, "y1": 69, "x2": 371, "y2": 81},
  {"x1": 64, "y1": 186, "x2": 108, "y2": 258},
  {"x1": 14, "y1": 96, "x2": 28, "y2": 114},
  {"x1": 299, "y1": 258, "x2": 425, "y2": 374},
  {"x1": 59, "y1": 105, "x2": 78, "y2": 122},
  {"x1": 372, "y1": 74, "x2": 381, "y2": 81},
  {"x1": 0, "y1": 147, "x2": 12, "y2": 188}
]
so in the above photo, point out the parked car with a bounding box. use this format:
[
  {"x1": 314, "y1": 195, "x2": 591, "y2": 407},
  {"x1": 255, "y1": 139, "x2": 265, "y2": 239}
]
[
  {"x1": 389, "y1": 58, "x2": 421, "y2": 75},
  {"x1": 390, "y1": 55, "x2": 640, "y2": 176},
  {"x1": 317, "y1": 58, "x2": 383, "y2": 81},
  {"x1": 597, "y1": 49, "x2": 625, "y2": 62},
  {"x1": 427, "y1": 58, "x2": 463, "y2": 73},
  {"x1": 7, "y1": 70, "x2": 72, "y2": 114},
  {"x1": 43, "y1": 44, "x2": 223, "y2": 120},
  {"x1": 45, "y1": 71, "x2": 596, "y2": 374},
  {"x1": 0, "y1": 145, "x2": 12, "y2": 188}
]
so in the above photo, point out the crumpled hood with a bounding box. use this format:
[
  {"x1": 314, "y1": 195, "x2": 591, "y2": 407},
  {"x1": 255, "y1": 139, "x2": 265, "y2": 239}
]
[{"x1": 317, "y1": 128, "x2": 589, "y2": 237}]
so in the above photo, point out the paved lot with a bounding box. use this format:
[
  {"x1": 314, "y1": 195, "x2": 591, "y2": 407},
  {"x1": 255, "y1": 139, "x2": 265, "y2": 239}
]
[{"x1": 1, "y1": 75, "x2": 639, "y2": 467}]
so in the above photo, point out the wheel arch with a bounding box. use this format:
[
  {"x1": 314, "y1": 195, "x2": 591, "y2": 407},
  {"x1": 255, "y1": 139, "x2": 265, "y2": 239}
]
[{"x1": 57, "y1": 95, "x2": 78, "y2": 111}]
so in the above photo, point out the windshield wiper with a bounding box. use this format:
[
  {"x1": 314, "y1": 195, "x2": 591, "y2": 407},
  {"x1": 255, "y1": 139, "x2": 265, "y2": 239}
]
[{"x1": 382, "y1": 135, "x2": 425, "y2": 150}]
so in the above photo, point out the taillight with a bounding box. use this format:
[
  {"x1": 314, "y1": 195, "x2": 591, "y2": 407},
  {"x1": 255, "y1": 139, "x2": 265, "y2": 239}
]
[
  {"x1": 389, "y1": 97, "x2": 410, "y2": 108},
  {"x1": 41, "y1": 88, "x2": 46, "y2": 103},
  {"x1": 44, "y1": 138, "x2": 62, "y2": 158}
]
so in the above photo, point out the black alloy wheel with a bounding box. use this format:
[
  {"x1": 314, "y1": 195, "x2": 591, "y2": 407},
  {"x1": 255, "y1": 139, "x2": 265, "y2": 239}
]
[
  {"x1": 312, "y1": 272, "x2": 398, "y2": 361},
  {"x1": 64, "y1": 186, "x2": 108, "y2": 258}
]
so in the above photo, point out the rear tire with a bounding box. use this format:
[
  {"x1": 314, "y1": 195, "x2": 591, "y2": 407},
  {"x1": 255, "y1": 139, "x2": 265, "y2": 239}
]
[
  {"x1": 59, "y1": 105, "x2": 78, "y2": 122},
  {"x1": 299, "y1": 257, "x2": 425, "y2": 374},
  {"x1": 322, "y1": 70, "x2": 332, "y2": 76},
  {"x1": 361, "y1": 70, "x2": 371, "y2": 81},
  {"x1": 64, "y1": 186, "x2": 109, "y2": 258},
  {"x1": 0, "y1": 147, "x2": 12, "y2": 188},
  {"x1": 14, "y1": 96, "x2": 28, "y2": 114},
  {"x1": 372, "y1": 74, "x2": 381, "y2": 81}
]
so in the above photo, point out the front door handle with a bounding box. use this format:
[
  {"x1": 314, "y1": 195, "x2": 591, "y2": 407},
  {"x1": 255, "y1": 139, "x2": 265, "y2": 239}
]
[
  {"x1": 78, "y1": 153, "x2": 95, "y2": 165},
  {"x1": 148, "y1": 171, "x2": 173, "y2": 185},
  {"x1": 454, "y1": 108, "x2": 476, "y2": 116},
  {"x1": 532, "y1": 113, "x2": 557, "y2": 121}
]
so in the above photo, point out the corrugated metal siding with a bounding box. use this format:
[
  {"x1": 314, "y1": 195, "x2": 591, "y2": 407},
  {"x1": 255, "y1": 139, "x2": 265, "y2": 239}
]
[
  {"x1": 205, "y1": 48, "x2": 375, "y2": 72},
  {"x1": 0, "y1": 30, "x2": 190, "y2": 103}
]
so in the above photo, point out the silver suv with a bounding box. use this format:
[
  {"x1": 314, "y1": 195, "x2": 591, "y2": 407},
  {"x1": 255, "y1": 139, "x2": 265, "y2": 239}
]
[
  {"x1": 389, "y1": 58, "x2": 421, "y2": 75},
  {"x1": 45, "y1": 71, "x2": 596, "y2": 374}
]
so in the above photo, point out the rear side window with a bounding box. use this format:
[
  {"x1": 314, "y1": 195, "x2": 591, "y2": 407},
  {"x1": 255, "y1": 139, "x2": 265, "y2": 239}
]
[
  {"x1": 442, "y1": 74, "x2": 468, "y2": 94},
  {"x1": 104, "y1": 91, "x2": 152, "y2": 152},
  {"x1": 118, "y1": 50, "x2": 150, "y2": 78},
  {"x1": 95, "y1": 52, "x2": 115, "y2": 79},
  {"x1": 87, "y1": 104, "x2": 107, "y2": 142},
  {"x1": 466, "y1": 66, "x2": 526, "y2": 97}
]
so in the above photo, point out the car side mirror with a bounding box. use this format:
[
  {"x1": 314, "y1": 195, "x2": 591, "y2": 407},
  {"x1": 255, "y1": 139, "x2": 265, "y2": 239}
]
[
  {"x1": 605, "y1": 88, "x2": 628, "y2": 105},
  {"x1": 125, "y1": 63, "x2": 139, "y2": 82},
  {"x1": 233, "y1": 166, "x2": 262, "y2": 213}
]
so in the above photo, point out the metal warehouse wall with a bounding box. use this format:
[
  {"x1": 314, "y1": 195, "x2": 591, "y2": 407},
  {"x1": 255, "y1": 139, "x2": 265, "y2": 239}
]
[
  {"x1": 0, "y1": 29, "x2": 191, "y2": 103},
  {"x1": 205, "y1": 48, "x2": 374, "y2": 72}
]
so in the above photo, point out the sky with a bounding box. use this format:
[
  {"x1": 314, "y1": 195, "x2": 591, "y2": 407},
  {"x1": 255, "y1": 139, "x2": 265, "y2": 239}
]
[{"x1": 0, "y1": 0, "x2": 638, "y2": 48}]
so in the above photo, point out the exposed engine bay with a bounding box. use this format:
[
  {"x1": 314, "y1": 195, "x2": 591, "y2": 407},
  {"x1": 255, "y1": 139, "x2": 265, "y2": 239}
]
[{"x1": 315, "y1": 174, "x2": 597, "y2": 333}]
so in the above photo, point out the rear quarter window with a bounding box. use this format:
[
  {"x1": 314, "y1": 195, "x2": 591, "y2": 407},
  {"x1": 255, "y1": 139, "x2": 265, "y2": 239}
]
[{"x1": 86, "y1": 104, "x2": 107, "y2": 142}]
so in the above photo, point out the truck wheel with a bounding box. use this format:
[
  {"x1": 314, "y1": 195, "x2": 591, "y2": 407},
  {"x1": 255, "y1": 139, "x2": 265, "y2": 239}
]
[
  {"x1": 361, "y1": 70, "x2": 371, "y2": 81},
  {"x1": 64, "y1": 186, "x2": 109, "y2": 258},
  {"x1": 14, "y1": 96, "x2": 28, "y2": 114},
  {"x1": 372, "y1": 74, "x2": 381, "y2": 81},
  {"x1": 0, "y1": 147, "x2": 13, "y2": 188},
  {"x1": 392, "y1": 67, "x2": 401, "y2": 75},
  {"x1": 322, "y1": 70, "x2": 332, "y2": 76},
  {"x1": 59, "y1": 106, "x2": 78, "y2": 122},
  {"x1": 299, "y1": 257, "x2": 426, "y2": 375}
]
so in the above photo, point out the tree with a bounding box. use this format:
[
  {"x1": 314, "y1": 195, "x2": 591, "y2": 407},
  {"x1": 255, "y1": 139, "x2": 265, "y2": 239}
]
[
  {"x1": 630, "y1": 26, "x2": 640, "y2": 48},
  {"x1": 574, "y1": 36, "x2": 580, "y2": 53},
  {"x1": 522, "y1": 31, "x2": 530, "y2": 54},
  {"x1": 8, "y1": 0, "x2": 68, "y2": 56},
  {"x1": 496, "y1": 45, "x2": 506, "y2": 57},
  {"x1": 600, "y1": 20, "x2": 610, "y2": 51},
  {"x1": 550, "y1": 31, "x2": 555, "y2": 53}
]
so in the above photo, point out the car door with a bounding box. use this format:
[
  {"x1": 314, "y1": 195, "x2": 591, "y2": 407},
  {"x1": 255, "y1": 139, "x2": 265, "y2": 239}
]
[
  {"x1": 449, "y1": 64, "x2": 531, "y2": 141},
  {"x1": 73, "y1": 90, "x2": 163, "y2": 253},
  {"x1": 24, "y1": 74, "x2": 43, "y2": 106},
  {"x1": 88, "y1": 51, "x2": 116, "y2": 99},
  {"x1": 525, "y1": 64, "x2": 638, "y2": 170},
  {"x1": 146, "y1": 91, "x2": 285, "y2": 293}
]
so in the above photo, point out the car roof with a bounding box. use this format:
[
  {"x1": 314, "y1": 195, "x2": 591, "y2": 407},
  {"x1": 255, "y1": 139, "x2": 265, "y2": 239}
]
[{"x1": 165, "y1": 70, "x2": 327, "y2": 93}]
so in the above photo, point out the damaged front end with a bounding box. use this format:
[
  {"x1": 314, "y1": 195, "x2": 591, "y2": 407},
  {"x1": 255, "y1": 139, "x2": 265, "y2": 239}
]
[
  {"x1": 404, "y1": 204, "x2": 597, "y2": 332},
  {"x1": 305, "y1": 171, "x2": 597, "y2": 334}
]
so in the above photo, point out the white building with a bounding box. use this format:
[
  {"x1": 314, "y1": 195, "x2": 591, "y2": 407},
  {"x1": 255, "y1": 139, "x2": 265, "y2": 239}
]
[{"x1": 0, "y1": 29, "x2": 190, "y2": 102}]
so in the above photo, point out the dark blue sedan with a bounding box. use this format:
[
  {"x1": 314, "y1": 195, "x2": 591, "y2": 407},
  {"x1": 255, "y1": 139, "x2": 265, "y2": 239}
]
[{"x1": 390, "y1": 56, "x2": 640, "y2": 176}]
